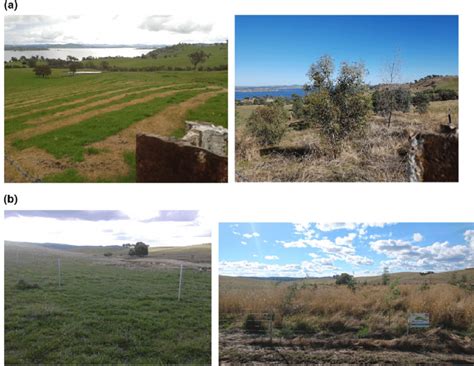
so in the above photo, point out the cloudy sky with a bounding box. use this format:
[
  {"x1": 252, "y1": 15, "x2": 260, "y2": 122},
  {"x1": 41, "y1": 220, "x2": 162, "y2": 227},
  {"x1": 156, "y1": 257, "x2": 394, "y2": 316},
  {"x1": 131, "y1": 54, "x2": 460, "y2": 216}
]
[
  {"x1": 4, "y1": 15, "x2": 227, "y2": 45},
  {"x1": 4, "y1": 210, "x2": 211, "y2": 247},
  {"x1": 220, "y1": 223, "x2": 474, "y2": 278}
]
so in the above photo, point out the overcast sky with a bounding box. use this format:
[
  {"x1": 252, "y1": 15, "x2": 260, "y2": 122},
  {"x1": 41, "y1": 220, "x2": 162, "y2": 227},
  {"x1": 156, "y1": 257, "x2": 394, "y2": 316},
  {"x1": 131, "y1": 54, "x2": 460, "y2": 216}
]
[
  {"x1": 4, "y1": 210, "x2": 211, "y2": 247},
  {"x1": 220, "y1": 223, "x2": 474, "y2": 277},
  {"x1": 4, "y1": 15, "x2": 227, "y2": 45}
]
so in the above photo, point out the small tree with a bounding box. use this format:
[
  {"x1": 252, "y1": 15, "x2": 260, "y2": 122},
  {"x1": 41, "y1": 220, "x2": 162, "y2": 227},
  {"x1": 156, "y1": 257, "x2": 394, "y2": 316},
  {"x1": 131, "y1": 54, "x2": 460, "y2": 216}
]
[
  {"x1": 303, "y1": 55, "x2": 371, "y2": 154},
  {"x1": 246, "y1": 102, "x2": 288, "y2": 146},
  {"x1": 372, "y1": 88, "x2": 411, "y2": 126},
  {"x1": 412, "y1": 92, "x2": 430, "y2": 114},
  {"x1": 382, "y1": 266, "x2": 390, "y2": 285},
  {"x1": 134, "y1": 242, "x2": 149, "y2": 256},
  {"x1": 69, "y1": 63, "x2": 78, "y2": 75},
  {"x1": 33, "y1": 64, "x2": 52, "y2": 78},
  {"x1": 188, "y1": 50, "x2": 209, "y2": 70},
  {"x1": 129, "y1": 248, "x2": 136, "y2": 256},
  {"x1": 291, "y1": 94, "x2": 305, "y2": 119}
]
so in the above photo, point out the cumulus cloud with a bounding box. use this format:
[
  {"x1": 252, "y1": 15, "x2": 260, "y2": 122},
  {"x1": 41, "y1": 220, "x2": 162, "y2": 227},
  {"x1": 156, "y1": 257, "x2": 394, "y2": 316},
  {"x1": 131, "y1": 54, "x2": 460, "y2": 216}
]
[
  {"x1": 264, "y1": 255, "x2": 279, "y2": 260},
  {"x1": 277, "y1": 233, "x2": 373, "y2": 266},
  {"x1": 139, "y1": 16, "x2": 213, "y2": 34},
  {"x1": 413, "y1": 233, "x2": 423, "y2": 242},
  {"x1": 241, "y1": 241, "x2": 247, "y2": 245},
  {"x1": 370, "y1": 235, "x2": 472, "y2": 271},
  {"x1": 243, "y1": 232, "x2": 260, "y2": 239}
]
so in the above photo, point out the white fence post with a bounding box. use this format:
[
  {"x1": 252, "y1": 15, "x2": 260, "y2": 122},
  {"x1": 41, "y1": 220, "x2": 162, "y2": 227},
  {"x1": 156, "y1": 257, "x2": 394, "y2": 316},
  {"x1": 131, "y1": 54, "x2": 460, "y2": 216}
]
[
  {"x1": 178, "y1": 264, "x2": 183, "y2": 301},
  {"x1": 58, "y1": 258, "x2": 61, "y2": 289}
]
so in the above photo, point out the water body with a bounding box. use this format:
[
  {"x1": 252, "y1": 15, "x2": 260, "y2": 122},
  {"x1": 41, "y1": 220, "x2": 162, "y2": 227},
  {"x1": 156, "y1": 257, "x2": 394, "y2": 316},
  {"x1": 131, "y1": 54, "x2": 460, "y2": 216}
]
[
  {"x1": 5, "y1": 48, "x2": 155, "y2": 62},
  {"x1": 235, "y1": 88, "x2": 305, "y2": 100}
]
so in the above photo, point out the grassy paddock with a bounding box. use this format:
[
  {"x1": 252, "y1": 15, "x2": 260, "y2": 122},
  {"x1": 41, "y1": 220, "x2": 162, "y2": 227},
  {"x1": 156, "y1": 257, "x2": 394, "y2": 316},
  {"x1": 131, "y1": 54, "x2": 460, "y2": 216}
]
[{"x1": 4, "y1": 244, "x2": 211, "y2": 364}]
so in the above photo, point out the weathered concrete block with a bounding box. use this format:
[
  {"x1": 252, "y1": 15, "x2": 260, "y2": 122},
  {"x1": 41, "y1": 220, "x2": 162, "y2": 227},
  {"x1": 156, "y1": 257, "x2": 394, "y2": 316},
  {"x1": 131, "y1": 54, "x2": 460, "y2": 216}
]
[
  {"x1": 136, "y1": 134, "x2": 227, "y2": 183},
  {"x1": 182, "y1": 121, "x2": 228, "y2": 156}
]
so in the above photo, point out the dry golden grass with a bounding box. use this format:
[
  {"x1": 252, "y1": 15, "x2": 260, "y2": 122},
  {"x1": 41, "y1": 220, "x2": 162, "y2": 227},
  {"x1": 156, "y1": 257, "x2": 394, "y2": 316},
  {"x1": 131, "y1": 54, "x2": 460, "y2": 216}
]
[
  {"x1": 235, "y1": 100, "x2": 458, "y2": 182},
  {"x1": 220, "y1": 277, "x2": 474, "y2": 334}
]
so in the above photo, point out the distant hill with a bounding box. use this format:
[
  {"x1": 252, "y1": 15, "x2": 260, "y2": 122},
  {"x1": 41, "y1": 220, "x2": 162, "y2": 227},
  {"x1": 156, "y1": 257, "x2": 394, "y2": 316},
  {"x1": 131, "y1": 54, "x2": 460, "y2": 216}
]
[
  {"x1": 4, "y1": 241, "x2": 210, "y2": 263},
  {"x1": 373, "y1": 75, "x2": 458, "y2": 93},
  {"x1": 221, "y1": 267, "x2": 474, "y2": 285}
]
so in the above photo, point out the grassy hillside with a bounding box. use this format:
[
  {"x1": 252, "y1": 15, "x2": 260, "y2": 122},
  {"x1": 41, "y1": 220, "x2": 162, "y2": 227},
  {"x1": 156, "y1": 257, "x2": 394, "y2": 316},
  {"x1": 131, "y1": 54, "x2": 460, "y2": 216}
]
[
  {"x1": 149, "y1": 244, "x2": 211, "y2": 263},
  {"x1": 88, "y1": 43, "x2": 227, "y2": 70},
  {"x1": 4, "y1": 241, "x2": 211, "y2": 364}
]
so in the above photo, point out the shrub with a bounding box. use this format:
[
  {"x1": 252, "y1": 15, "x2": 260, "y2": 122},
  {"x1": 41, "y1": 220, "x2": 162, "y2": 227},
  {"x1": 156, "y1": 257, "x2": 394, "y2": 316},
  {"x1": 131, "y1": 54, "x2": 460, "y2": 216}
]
[
  {"x1": 246, "y1": 102, "x2": 288, "y2": 146},
  {"x1": 129, "y1": 248, "x2": 136, "y2": 256},
  {"x1": 103, "y1": 252, "x2": 113, "y2": 257},
  {"x1": 303, "y1": 55, "x2": 371, "y2": 150},
  {"x1": 412, "y1": 92, "x2": 430, "y2": 113},
  {"x1": 292, "y1": 319, "x2": 315, "y2": 334},
  {"x1": 16, "y1": 279, "x2": 40, "y2": 290}
]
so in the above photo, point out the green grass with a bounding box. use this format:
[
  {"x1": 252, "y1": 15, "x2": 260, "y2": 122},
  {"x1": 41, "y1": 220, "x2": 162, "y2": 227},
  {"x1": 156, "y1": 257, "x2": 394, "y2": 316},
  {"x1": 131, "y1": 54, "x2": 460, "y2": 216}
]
[
  {"x1": 42, "y1": 169, "x2": 87, "y2": 183},
  {"x1": 6, "y1": 83, "x2": 207, "y2": 135},
  {"x1": 88, "y1": 43, "x2": 228, "y2": 70},
  {"x1": 186, "y1": 92, "x2": 228, "y2": 128},
  {"x1": 15, "y1": 89, "x2": 206, "y2": 162},
  {"x1": 4, "y1": 243, "x2": 211, "y2": 364}
]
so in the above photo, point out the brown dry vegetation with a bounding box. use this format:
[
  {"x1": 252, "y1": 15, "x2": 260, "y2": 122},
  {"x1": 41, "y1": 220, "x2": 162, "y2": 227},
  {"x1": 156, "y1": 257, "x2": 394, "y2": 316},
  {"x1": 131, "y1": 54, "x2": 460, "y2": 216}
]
[
  {"x1": 220, "y1": 271, "x2": 474, "y2": 363},
  {"x1": 235, "y1": 100, "x2": 458, "y2": 182}
]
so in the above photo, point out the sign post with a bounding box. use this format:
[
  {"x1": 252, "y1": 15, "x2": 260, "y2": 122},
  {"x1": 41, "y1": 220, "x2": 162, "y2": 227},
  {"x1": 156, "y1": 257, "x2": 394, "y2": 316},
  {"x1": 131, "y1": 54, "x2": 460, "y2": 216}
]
[{"x1": 407, "y1": 313, "x2": 429, "y2": 334}]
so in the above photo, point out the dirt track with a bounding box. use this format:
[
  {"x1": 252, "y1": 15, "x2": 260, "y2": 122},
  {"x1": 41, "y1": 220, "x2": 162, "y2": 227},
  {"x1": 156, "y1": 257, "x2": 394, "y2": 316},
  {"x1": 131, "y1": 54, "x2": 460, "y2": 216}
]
[{"x1": 219, "y1": 329, "x2": 474, "y2": 364}]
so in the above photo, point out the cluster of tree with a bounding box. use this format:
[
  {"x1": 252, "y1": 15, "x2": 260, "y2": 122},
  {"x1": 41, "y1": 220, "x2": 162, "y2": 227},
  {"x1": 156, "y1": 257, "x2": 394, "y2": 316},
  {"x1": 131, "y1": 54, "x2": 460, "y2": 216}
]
[
  {"x1": 246, "y1": 56, "x2": 371, "y2": 154},
  {"x1": 128, "y1": 242, "x2": 149, "y2": 257},
  {"x1": 6, "y1": 54, "x2": 226, "y2": 73},
  {"x1": 236, "y1": 96, "x2": 288, "y2": 106},
  {"x1": 372, "y1": 87, "x2": 457, "y2": 123},
  {"x1": 419, "y1": 271, "x2": 435, "y2": 276},
  {"x1": 334, "y1": 273, "x2": 357, "y2": 292}
]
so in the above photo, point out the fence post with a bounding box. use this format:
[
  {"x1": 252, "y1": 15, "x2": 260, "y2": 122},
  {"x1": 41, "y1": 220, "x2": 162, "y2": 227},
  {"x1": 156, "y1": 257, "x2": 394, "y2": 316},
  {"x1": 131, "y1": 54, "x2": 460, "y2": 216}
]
[
  {"x1": 268, "y1": 312, "x2": 273, "y2": 344},
  {"x1": 178, "y1": 264, "x2": 183, "y2": 301},
  {"x1": 58, "y1": 258, "x2": 61, "y2": 289}
]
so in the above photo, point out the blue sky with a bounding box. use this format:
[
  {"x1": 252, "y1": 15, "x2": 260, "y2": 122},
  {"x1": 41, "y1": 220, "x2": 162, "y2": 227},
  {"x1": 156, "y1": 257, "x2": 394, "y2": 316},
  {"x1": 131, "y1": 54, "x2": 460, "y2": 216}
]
[
  {"x1": 236, "y1": 16, "x2": 458, "y2": 86},
  {"x1": 219, "y1": 223, "x2": 474, "y2": 277}
]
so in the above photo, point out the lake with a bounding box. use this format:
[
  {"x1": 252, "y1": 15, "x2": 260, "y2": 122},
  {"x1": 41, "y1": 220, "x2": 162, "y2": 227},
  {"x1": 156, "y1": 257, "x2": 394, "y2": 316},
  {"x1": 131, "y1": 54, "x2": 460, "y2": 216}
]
[
  {"x1": 4, "y1": 48, "x2": 155, "y2": 62},
  {"x1": 235, "y1": 88, "x2": 305, "y2": 100}
]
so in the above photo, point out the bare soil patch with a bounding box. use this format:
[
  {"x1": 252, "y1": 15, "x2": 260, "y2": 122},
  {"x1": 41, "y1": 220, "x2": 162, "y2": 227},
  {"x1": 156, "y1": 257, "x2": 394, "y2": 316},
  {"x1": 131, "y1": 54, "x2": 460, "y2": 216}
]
[{"x1": 219, "y1": 329, "x2": 474, "y2": 364}]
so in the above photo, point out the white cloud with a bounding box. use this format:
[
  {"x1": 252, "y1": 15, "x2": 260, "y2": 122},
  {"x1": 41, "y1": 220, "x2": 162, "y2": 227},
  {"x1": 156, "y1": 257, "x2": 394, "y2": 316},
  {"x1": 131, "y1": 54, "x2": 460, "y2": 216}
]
[
  {"x1": 413, "y1": 233, "x2": 423, "y2": 242},
  {"x1": 370, "y1": 235, "x2": 472, "y2": 272},
  {"x1": 264, "y1": 255, "x2": 279, "y2": 260},
  {"x1": 5, "y1": 15, "x2": 227, "y2": 46},
  {"x1": 219, "y1": 260, "x2": 302, "y2": 277},
  {"x1": 241, "y1": 241, "x2": 247, "y2": 245},
  {"x1": 242, "y1": 232, "x2": 260, "y2": 239},
  {"x1": 316, "y1": 223, "x2": 358, "y2": 232},
  {"x1": 5, "y1": 211, "x2": 210, "y2": 247},
  {"x1": 278, "y1": 233, "x2": 372, "y2": 266}
]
